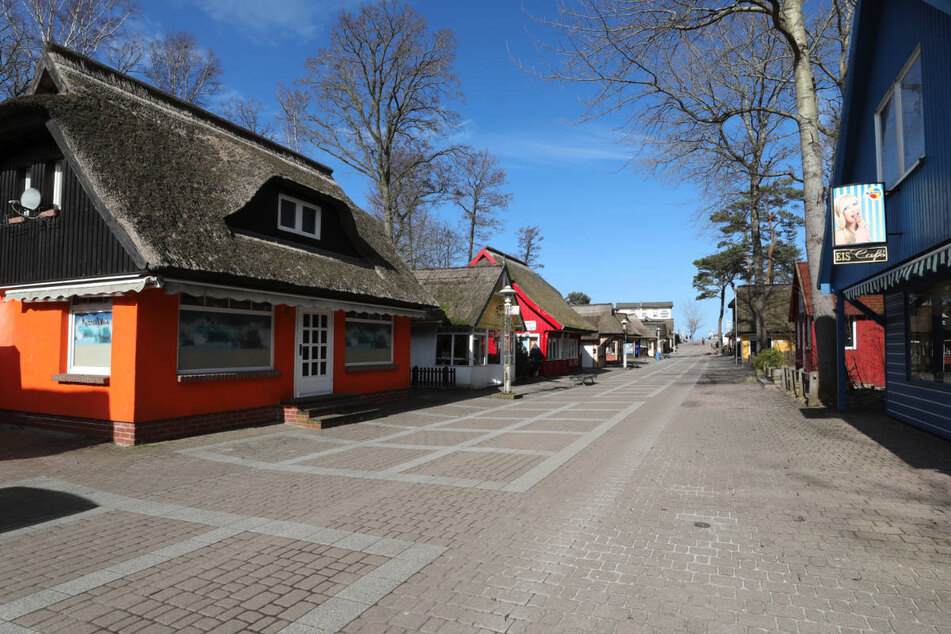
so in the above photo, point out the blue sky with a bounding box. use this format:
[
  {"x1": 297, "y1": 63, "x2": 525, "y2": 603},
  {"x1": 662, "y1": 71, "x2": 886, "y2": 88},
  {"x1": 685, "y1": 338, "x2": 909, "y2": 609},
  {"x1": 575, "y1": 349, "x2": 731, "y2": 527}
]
[{"x1": 139, "y1": 0, "x2": 735, "y2": 337}]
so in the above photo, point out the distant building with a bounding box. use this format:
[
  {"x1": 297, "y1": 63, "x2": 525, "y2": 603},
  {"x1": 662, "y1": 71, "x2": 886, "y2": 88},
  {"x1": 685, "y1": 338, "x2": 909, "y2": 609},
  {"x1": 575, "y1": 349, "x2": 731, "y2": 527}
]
[
  {"x1": 729, "y1": 285, "x2": 795, "y2": 362},
  {"x1": 615, "y1": 302, "x2": 675, "y2": 354}
]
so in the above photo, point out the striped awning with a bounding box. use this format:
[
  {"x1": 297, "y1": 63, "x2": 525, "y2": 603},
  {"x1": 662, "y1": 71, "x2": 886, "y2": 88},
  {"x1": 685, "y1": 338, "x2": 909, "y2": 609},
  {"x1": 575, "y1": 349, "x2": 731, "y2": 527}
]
[
  {"x1": 163, "y1": 279, "x2": 429, "y2": 319},
  {"x1": 843, "y1": 242, "x2": 951, "y2": 299},
  {"x1": 2, "y1": 275, "x2": 159, "y2": 302}
]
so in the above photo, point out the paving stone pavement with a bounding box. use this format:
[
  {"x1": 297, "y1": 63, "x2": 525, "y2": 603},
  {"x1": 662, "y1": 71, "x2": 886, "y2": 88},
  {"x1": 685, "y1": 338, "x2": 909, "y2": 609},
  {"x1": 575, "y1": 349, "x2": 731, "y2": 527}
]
[{"x1": 1, "y1": 344, "x2": 948, "y2": 633}]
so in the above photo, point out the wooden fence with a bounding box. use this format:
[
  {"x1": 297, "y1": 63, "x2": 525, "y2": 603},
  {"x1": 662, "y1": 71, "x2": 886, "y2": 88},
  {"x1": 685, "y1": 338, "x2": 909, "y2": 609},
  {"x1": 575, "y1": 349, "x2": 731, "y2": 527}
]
[
  {"x1": 779, "y1": 365, "x2": 819, "y2": 406},
  {"x1": 411, "y1": 366, "x2": 456, "y2": 388}
]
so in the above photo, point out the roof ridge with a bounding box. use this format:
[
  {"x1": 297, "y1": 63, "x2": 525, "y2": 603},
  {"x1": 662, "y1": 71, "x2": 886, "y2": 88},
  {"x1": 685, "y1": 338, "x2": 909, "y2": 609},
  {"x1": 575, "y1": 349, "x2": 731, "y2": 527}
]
[
  {"x1": 485, "y1": 246, "x2": 528, "y2": 267},
  {"x1": 40, "y1": 43, "x2": 337, "y2": 181}
]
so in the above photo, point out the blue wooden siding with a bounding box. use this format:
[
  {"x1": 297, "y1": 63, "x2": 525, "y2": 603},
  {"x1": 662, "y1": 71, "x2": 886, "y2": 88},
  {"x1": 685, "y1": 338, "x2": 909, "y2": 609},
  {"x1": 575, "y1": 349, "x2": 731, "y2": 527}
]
[
  {"x1": 831, "y1": 0, "x2": 951, "y2": 291},
  {"x1": 883, "y1": 290, "x2": 951, "y2": 439}
]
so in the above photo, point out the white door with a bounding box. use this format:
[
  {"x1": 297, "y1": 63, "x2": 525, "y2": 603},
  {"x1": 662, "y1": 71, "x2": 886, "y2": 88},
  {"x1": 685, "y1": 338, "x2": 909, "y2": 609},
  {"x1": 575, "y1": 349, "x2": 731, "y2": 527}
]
[
  {"x1": 581, "y1": 345, "x2": 595, "y2": 368},
  {"x1": 296, "y1": 309, "x2": 333, "y2": 397}
]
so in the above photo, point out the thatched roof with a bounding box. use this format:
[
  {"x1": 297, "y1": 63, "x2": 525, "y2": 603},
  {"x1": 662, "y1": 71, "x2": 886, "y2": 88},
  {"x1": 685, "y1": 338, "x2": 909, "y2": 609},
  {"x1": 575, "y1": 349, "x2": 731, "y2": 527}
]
[
  {"x1": 414, "y1": 265, "x2": 506, "y2": 327},
  {"x1": 474, "y1": 247, "x2": 595, "y2": 333},
  {"x1": 570, "y1": 303, "x2": 623, "y2": 335},
  {"x1": 730, "y1": 284, "x2": 795, "y2": 334},
  {"x1": 7, "y1": 44, "x2": 436, "y2": 310}
]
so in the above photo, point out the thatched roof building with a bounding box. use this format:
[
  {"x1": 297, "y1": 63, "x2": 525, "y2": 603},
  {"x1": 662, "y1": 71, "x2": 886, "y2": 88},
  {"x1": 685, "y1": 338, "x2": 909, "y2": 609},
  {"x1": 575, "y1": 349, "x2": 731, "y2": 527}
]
[
  {"x1": 730, "y1": 284, "x2": 795, "y2": 335},
  {"x1": 570, "y1": 303, "x2": 623, "y2": 338},
  {"x1": 472, "y1": 247, "x2": 595, "y2": 333},
  {"x1": 3, "y1": 44, "x2": 435, "y2": 312},
  {"x1": 413, "y1": 265, "x2": 511, "y2": 328}
]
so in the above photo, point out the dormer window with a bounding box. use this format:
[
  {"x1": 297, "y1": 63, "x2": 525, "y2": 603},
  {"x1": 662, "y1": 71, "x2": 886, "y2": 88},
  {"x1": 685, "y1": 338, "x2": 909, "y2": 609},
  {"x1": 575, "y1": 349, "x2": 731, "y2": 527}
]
[
  {"x1": 43, "y1": 159, "x2": 64, "y2": 209},
  {"x1": 278, "y1": 194, "x2": 321, "y2": 239}
]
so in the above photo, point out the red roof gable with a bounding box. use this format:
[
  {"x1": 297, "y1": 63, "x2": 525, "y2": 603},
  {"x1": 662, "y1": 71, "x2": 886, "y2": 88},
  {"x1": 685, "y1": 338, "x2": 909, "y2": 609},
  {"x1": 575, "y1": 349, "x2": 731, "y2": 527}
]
[{"x1": 792, "y1": 261, "x2": 884, "y2": 319}]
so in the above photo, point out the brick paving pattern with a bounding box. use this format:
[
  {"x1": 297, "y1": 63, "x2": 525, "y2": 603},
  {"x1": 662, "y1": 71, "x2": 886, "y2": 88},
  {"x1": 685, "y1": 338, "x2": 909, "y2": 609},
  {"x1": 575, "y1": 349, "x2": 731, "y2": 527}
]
[{"x1": 1, "y1": 345, "x2": 948, "y2": 633}]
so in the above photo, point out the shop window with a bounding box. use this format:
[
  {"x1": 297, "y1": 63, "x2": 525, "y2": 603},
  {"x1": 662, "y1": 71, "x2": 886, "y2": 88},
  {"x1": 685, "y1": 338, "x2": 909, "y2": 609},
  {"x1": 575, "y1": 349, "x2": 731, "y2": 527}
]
[
  {"x1": 907, "y1": 281, "x2": 950, "y2": 384},
  {"x1": 546, "y1": 334, "x2": 577, "y2": 360},
  {"x1": 876, "y1": 47, "x2": 925, "y2": 189},
  {"x1": 69, "y1": 298, "x2": 113, "y2": 374},
  {"x1": 345, "y1": 316, "x2": 392, "y2": 365},
  {"x1": 488, "y1": 335, "x2": 500, "y2": 364},
  {"x1": 277, "y1": 194, "x2": 321, "y2": 238},
  {"x1": 436, "y1": 332, "x2": 487, "y2": 366},
  {"x1": 472, "y1": 334, "x2": 487, "y2": 365},
  {"x1": 178, "y1": 295, "x2": 273, "y2": 372},
  {"x1": 436, "y1": 333, "x2": 453, "y2": 365}
]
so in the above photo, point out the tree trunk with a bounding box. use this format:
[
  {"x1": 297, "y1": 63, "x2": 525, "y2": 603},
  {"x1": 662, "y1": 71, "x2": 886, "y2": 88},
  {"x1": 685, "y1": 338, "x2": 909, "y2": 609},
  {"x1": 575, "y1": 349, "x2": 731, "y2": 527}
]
[
  {"x1": 748, "y1": 178, "x2": 768, "y2": 357},
  {"x1": 379, "y1": 181, "x2": 394, "y2": 241},
  {"x1": 467, "y1": 214, "x2": 476, "y2": 263},
  {"x1": 717, "y1": 283, "x2": 726, "y2": 355},
  {"x1": 783, "y1": 0, "x2": 837, "y2": 402}
]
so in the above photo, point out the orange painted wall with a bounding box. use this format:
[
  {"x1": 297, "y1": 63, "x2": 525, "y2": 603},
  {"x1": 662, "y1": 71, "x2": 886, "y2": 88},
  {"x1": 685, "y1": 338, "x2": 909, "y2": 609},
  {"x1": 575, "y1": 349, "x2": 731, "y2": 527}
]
[
  {"x1": 332, "y1": 313, "x2": 411, "y2": 394},
  {"x1": 1, "y1": 290, "x2": 412, "y2": 424},
  {"x1": 131, "y1": 289, "x2": 295, "y2": 421},
  {"x1": 0, "y1": 294, "x2": 137, "y2": 421}
]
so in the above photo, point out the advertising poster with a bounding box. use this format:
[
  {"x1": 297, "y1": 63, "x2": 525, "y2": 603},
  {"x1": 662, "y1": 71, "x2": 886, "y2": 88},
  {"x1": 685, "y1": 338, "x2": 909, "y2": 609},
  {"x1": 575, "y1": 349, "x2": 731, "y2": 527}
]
[{"x1": 832, "y1": 183, "x2": 888, "y2": 264}]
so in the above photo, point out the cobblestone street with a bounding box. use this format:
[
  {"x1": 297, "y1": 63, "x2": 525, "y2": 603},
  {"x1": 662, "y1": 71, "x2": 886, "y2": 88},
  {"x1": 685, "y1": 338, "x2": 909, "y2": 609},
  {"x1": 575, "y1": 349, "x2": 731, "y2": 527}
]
[{"x1": 1, "y1": 345, "x2": 948, "y2": 633}]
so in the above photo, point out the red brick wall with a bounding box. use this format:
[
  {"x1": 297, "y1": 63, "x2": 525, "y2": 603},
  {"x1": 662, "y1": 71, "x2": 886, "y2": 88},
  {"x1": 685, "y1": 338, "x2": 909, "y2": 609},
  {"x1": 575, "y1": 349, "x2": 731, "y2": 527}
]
[{"x1": 0, "y1": 405, "x2": 280, "y2": 446}]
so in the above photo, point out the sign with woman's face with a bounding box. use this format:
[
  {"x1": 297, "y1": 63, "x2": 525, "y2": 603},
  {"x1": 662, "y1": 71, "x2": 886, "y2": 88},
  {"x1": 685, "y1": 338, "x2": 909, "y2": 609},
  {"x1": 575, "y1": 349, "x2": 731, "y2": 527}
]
[{"x1": 831, "y1": 183, "x2": 886, "y2": 247}]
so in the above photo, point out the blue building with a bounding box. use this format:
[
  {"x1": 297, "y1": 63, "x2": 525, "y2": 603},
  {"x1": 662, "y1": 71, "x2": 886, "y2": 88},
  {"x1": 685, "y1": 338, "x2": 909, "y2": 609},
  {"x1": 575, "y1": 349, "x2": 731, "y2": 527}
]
[{"x1": 820, "y1": 0, "x2": 951, "y2": 439}]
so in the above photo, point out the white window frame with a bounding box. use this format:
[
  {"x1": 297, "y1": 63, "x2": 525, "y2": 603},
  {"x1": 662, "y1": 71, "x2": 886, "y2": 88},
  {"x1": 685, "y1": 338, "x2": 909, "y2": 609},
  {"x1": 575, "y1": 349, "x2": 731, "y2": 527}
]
[
  {"x1": 68, "y1": 298, "x2": 113, "y2": 375},
  {"x1": 844, "y1": 316, "x2": 858, "y2": 351},
  {"x1": 277, "y1": 194, "x2": 322, "y2": 239},
  {"x1": 52, "y1": 160, "x2": 63, "y2": 208},
  {"x1": 176, "y1": 296, "x2": 274, "y2": 374},
  {"x1": 875, "y1": 45, "x2": 925, "y2": 190},
  {"x1": 344, "y1": 316, "x2": 393, "y2": 366}
]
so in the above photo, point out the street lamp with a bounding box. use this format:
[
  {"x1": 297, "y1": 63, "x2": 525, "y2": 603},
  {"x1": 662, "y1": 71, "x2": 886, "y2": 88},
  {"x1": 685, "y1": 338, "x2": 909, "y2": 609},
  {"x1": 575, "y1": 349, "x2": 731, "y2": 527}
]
[
  {"x1": 499, "y1": 285, "x2": 517, "y2": 394},
  {"x1": 621, "y1": 317, "x2": 629, "y2": 369},
  {"x1": 655, "y1": 326, "x2": 662, "y2": 361}
]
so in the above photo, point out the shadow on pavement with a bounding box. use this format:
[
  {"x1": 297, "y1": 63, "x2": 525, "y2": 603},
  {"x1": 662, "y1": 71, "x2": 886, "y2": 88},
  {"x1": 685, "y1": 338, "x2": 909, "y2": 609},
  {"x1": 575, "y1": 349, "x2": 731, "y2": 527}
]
[
  {"x1": 799, "y1": 408, "x2": 951, "y2": 476},
  {"x1": 0, "y1": 425, "x2": 104, "y2": 462},
  {"x1": 0, "y1": 486, "x2": 98, "y2": 533}
]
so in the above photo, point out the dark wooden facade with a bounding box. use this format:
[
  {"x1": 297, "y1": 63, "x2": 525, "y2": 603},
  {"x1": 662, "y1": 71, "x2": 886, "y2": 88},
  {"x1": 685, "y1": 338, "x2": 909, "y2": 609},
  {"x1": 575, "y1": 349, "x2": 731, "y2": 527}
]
[
  {"x1": 226, "y1": 177, "x2": 358, "y2": 258},
  {"x1": 821, "y1": 0, "x2": 951, "y2": 440},
  {"x1": 883, "y1": 286, "x2": 951, "y2": 436},
  {"x1": 0, "y1": 128, "x2": 139, "y2": 286}
]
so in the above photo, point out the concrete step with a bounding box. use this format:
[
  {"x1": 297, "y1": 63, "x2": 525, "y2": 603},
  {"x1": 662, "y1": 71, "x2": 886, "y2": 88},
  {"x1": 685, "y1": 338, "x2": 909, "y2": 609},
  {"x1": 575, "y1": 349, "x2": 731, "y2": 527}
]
[{"x1": 292, "y1": 408, "x2": 382, "y2": 430}]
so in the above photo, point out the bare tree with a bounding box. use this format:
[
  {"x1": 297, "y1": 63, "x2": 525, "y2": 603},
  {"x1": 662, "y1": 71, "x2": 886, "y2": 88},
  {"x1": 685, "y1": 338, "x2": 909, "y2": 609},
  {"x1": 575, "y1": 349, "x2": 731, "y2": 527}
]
[
  {"x1": 0, "y1": 4, "x2": 33, "y2": 98},
  {"x1": 368, "y1": 142, "x2": 453, "y2": 268},
  {"x1": 539, "y1": 0, "x2": 855, "y2": 401},
  {"x1": 517, "y1": 225, "x2": 544, "y2": 269},
  {"x1": 681, "y1": 300, "x2": 704, "y2": 339},
  {"x1": 452, "y1": 147, "x2": 511, "y2": 262},
  {"x1": 144, "y1": 31, "x2": 222, "y2": 106},
  {"x1": 275, "y1": 85, "x2": 306, "y2": 153},
  {"x1": 0, "y1": 0, "x2": 139, "y2": 98},
  {"x1": 278, "y1": 0, "x2": 461, "y2": 241},
  {"x1": 220, "y1": 96, "x2": 274, "y2": 138},
  {"x1": 418, "y1": 217, "x2": 466, "y2": 269}
]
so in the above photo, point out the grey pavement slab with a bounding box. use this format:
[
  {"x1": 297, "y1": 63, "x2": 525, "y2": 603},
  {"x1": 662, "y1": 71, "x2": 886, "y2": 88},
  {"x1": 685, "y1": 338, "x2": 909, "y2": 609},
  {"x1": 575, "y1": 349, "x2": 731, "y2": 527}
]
[{"x1": 1, "y1": 346, "x2": 948, "y2": 634}]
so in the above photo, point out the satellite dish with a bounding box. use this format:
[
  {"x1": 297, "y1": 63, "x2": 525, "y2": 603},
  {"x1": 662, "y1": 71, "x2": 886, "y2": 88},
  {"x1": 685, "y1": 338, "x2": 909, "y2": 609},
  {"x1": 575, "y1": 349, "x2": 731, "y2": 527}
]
[{"x1": 20, "y1": 187, "x2": 41, "y2": 211}]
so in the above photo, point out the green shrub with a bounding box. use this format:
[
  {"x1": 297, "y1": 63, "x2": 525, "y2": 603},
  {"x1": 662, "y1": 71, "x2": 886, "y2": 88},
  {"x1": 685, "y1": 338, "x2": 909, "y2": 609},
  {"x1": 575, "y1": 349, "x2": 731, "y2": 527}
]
[{"x1": 752, "y1": 347, "x2": 785, "y2": 371}]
